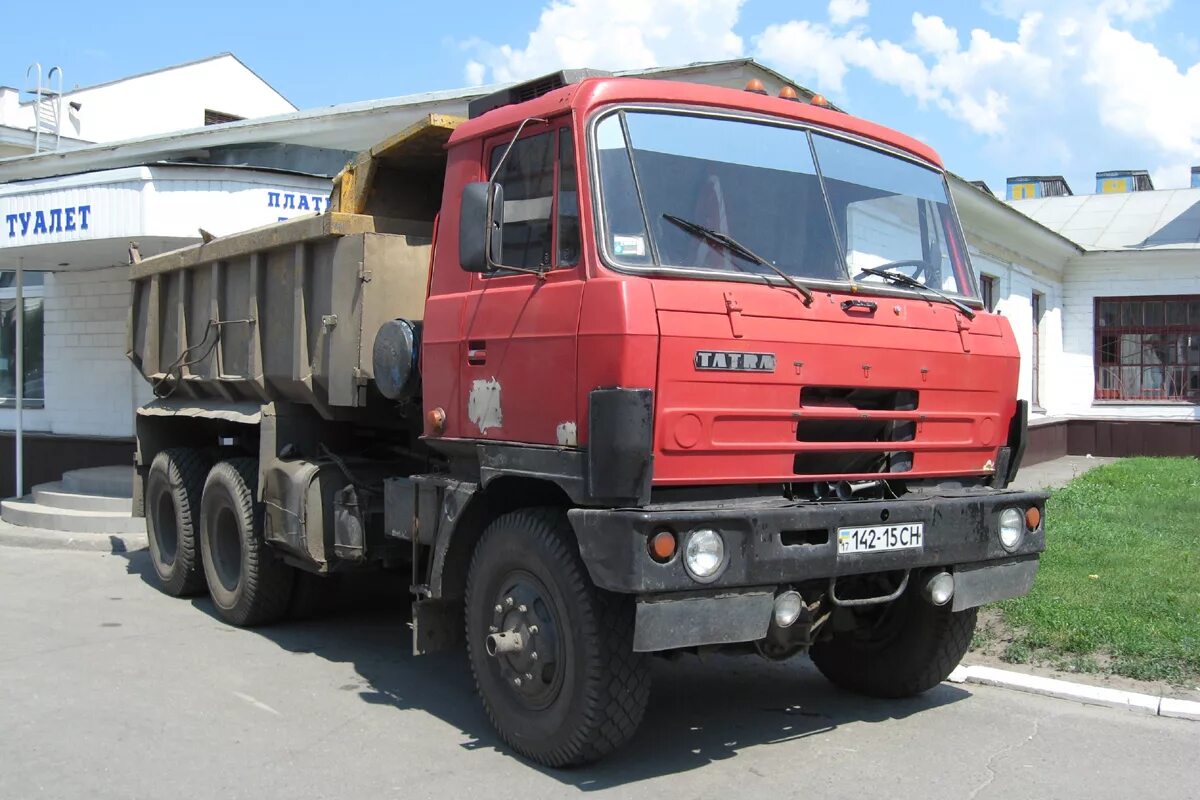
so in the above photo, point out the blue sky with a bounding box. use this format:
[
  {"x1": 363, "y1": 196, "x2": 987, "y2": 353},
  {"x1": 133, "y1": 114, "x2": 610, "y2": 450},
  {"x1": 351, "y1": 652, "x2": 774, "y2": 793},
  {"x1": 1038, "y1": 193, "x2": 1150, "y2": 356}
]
[{"x1": 3, "y1": 0, "x2": 1198, "y2": 193}]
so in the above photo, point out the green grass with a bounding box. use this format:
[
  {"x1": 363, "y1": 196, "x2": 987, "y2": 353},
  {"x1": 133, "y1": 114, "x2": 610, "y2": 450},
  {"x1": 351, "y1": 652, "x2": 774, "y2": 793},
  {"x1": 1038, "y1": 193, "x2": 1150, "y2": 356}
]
[{"x1": 997, "y1": 457, "x2": 1200, "y2": 684}]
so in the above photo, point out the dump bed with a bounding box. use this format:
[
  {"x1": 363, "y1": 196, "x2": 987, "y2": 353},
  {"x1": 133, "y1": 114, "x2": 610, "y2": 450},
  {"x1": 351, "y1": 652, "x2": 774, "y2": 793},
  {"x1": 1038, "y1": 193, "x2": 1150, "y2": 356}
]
[{"x1": 127, "y1": 211, "x2": 432, "y2": 416}]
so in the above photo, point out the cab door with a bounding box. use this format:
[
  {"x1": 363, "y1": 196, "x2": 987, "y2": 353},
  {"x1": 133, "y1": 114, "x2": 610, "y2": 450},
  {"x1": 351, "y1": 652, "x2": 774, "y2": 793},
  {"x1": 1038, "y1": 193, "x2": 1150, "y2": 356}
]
[{"x1": 459, "y1": 123, "x2": 585, "y2": 446}]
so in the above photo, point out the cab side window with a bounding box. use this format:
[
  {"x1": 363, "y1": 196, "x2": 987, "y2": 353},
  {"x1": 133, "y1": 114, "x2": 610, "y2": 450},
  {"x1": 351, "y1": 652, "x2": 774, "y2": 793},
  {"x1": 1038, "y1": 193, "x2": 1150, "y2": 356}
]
[{"x1": 490, "y1": 131, "x2": 555, "y2": 270}]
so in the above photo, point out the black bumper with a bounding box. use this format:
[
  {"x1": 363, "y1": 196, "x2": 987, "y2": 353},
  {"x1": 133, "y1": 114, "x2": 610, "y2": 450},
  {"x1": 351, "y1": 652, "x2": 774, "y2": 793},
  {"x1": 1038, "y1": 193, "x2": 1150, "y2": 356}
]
[{"x1": 568, "y1": 489, "x2": 1046, "y2": 594}]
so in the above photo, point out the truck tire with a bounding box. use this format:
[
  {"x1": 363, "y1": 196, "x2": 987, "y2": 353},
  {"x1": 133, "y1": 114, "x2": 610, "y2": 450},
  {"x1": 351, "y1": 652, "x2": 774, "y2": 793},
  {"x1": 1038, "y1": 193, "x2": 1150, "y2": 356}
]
[
  {"x1": 145, "y1": 448, "x2": 209, "y2": 597},
  {"x1": 810, "y1": 586, "x2": 976, "y2": 699},
  {"x1": 465, "y1": 507, "x2": 650, "y2": 767},
  {"x1": 198, "y1": 458, "x2": 294, "y2": 627}
]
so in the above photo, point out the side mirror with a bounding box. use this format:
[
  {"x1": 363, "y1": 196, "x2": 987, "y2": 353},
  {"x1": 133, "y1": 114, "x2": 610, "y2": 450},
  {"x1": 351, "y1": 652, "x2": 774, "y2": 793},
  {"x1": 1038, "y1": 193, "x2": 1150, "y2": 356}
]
[{"x1": 459, "y1": 181, "x2": 504, "y2": 273}]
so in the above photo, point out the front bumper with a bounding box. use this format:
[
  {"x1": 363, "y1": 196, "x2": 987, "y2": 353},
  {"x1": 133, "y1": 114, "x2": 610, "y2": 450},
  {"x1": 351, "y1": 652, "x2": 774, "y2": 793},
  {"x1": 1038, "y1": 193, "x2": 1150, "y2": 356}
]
[{"x1": 568, "y1": 489, "x2": 1046, "y2": 594}]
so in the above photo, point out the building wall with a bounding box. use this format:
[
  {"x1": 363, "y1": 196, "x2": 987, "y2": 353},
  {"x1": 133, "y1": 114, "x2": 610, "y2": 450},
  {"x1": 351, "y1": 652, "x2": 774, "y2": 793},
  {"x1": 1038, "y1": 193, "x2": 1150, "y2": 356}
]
[
  {"x1": 967, "y1": 246, "x2": 1064, "y2": 417},
  {"x1": 43, "y1": 266, "x2": 140, "y2": 437},
  {"x1": 2, "y1": 56, "x2": 294, "y2": 145},
  {"x1": 1058, "y1": 252, "x2": 1199, "y2": 420}
]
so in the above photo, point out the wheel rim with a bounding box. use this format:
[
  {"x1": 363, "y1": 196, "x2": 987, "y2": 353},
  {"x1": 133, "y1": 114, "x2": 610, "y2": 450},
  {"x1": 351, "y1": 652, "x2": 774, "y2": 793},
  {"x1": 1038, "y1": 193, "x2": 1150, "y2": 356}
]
[
  {"x1": 488, "y1": 570, "x2": 565, "y2": 710},
  {"x1": 210, "y1": 505, "x2": 242, "y2": 593},
  {"x1": 151, "y1": 489, "x2": 178, "y2": 566}
]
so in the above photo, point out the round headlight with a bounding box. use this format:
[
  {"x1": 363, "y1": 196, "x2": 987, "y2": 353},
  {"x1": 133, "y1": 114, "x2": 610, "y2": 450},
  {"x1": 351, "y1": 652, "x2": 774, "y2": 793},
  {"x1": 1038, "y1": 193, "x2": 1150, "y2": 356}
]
[
  {"x1": 773, "y1": 590, "x2": 804, "y2": 627},
  {"x1": 999, "y1": 508, "x2": 1024, "y2": 551},
  {"x1": 684, "y1": 529, "x2": 726, "y2": 581}
]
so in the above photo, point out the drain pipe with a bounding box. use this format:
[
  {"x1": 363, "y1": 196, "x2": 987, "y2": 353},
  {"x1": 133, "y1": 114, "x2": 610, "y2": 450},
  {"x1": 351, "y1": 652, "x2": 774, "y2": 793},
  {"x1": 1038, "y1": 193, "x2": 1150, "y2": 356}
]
[{"x1": 14, "y1": 257, "x2": 23, "y2": 499}]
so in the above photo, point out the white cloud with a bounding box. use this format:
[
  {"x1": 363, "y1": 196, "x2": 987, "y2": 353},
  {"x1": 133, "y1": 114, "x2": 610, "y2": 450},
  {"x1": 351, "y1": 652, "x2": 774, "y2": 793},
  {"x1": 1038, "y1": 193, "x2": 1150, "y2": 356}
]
[
  {"x1": 912, "y1": 12, "x2": 959, "y2": 55},
  {"x1": 462, "y1": 0, "x2": 745, "y2": 85},
  {"x1": 828, "y1": 0, "x2": 868, "y2": 26},
  {"x1": 1082, "y1": 22, "x2": 1200, "y2": 160}
]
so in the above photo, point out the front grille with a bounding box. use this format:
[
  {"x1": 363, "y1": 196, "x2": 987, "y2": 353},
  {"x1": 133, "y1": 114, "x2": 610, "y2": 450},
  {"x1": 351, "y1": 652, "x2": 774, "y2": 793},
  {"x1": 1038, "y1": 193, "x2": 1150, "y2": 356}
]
[{"x1": 793, "y1": 386, "x2": 918, "y2": 476}]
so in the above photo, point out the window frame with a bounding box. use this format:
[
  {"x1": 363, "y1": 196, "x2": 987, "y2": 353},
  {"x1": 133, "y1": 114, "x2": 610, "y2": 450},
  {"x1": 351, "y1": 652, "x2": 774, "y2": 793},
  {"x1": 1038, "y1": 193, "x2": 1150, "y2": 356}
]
[
  {"x1": 1093, "y1": 294, "x2": 1200, "y2": 404},
  {"x1": 979, "y1": 274, "x2": 997, "y2": 312},
  {"x1": 481, "y1": 124, "x2": 581, "y2": 279},
  {"x1": 585, "y1": 102, "x2": 984, "y2": 307},
  {"x1": 0, "y1": 270, "x2": 46, "y2": 409}
]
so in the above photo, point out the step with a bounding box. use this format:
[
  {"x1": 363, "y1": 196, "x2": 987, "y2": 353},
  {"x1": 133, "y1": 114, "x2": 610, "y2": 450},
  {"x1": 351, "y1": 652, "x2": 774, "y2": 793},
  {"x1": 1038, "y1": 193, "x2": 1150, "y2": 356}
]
[
  {"x1": 0, "y1": 497, "x2": 145, "y2": 534},
  {"x1": 61, "y1": 465, "x2": 134, "y2": 498},
  {"x1": 32, "y1": 482, "x2": 132, "y2": 513}
]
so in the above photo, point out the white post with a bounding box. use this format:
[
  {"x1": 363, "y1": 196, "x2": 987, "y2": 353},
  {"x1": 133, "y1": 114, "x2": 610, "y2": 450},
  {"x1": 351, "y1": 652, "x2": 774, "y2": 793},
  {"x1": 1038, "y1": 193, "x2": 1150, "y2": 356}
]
[{"x1": 14, "y1": 258, "x2": 23, "y2": 499}]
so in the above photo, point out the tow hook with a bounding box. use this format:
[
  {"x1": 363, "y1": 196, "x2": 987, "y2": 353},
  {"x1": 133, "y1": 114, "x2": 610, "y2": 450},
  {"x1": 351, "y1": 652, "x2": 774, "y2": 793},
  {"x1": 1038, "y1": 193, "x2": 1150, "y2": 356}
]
[{"x1": 485, "y1": 630, "x2": 524, "y2": 656}]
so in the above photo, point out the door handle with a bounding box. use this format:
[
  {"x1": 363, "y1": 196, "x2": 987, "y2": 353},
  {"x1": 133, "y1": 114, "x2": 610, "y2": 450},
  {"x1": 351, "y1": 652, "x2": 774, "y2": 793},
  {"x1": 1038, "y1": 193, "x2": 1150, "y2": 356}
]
[{"x1": 467, "y1": 340, "x2": 487, "y2": 365}]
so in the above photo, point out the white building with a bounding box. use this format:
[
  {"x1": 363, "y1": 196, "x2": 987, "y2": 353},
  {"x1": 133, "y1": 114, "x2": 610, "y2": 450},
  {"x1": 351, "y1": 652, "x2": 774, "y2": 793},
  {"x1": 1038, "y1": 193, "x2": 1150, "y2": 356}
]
[{"x1": 0, "y1": 53, "x2": 1195, "y2": 530}]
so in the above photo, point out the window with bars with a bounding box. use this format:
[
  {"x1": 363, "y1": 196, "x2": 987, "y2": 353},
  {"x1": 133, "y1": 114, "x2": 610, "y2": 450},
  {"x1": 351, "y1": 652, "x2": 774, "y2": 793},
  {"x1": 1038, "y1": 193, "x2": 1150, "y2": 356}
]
[{"x1": 1095, "y1": 296, "x2": 1200, "y2": 402}]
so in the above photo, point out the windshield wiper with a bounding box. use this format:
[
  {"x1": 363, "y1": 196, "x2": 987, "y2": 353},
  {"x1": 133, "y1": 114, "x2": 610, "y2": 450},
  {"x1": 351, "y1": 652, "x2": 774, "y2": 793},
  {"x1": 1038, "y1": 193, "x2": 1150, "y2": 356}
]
[
  {"x1": 663, "y1": 213, "x2": 814, "y2": 306},
  {"x1": 854, "y1": 265, "x2": 975, "y2": 320}
]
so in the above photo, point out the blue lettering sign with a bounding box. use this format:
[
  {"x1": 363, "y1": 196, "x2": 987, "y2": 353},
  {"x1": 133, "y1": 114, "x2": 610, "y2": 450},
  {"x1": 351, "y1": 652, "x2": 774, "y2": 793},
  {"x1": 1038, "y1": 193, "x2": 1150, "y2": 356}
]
[
  {"x1": 0, "y1": 204, "x2": 94, "y2": 239},
  {"x1": 268, "y1": 191, "x2": 281, "y2": 208}
]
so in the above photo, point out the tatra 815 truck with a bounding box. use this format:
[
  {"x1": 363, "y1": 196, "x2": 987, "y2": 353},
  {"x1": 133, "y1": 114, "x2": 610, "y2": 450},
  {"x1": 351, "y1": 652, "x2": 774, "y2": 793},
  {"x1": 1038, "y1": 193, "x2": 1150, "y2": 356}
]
[{"x1": 128, "y1": 71, "x2": 1046, "y2": 766}]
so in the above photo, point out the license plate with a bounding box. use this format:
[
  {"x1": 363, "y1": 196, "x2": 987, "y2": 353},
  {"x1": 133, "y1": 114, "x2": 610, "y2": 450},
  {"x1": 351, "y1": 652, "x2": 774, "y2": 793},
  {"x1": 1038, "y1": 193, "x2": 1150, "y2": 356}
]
[{"x1": 837, "y1": 522, "x2": 924, "y2": 555}]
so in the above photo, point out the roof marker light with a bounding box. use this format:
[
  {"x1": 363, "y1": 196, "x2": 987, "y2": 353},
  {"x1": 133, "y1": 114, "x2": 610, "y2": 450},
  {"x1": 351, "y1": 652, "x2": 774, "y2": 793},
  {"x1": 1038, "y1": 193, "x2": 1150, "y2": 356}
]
[
  {"x1": 810, "y1": 94, "x2": 831, "y2": 108},
  {"x1": 779, "y1": 86, "x2": 800, "y2": 101},
  {"x1": 744, "y1": 79, "x2": 768, "y2": 95}
]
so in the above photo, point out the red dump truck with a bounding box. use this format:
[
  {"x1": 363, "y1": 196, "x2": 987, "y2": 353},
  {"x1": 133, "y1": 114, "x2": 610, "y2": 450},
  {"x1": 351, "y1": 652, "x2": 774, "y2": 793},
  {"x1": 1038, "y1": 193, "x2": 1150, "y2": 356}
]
[{"x1": 128, "y1": 71, "x2": 1046, "y2": 766}]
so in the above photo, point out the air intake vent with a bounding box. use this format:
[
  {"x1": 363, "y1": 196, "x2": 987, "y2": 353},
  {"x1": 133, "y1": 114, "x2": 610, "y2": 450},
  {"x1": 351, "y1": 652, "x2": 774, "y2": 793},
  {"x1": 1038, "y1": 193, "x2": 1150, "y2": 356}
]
[
  {"x1": 1096, "y1": 170, "x2": 1154, "y2": 194},
  {"x1": 467, "y1": 69, "x2": 612, "y2": 119},
  {"x1": 1007, "y1": 175, "x2": 1073, "y2": 200}
]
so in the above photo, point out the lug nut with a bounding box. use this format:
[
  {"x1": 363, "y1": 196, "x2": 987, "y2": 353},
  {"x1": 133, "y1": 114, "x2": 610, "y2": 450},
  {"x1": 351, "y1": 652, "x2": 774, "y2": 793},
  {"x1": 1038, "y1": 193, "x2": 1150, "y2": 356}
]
[
  {"x1": 518, "y1": 604, "x2": 527, "y2": 613},
  {"x1": 494, "y1": 604, "x2": 502, "y2": 614},
  {"x1": 530, "y1": 651, "x2": 538, "y2": 660},
  {"x1": 513, "y1": 677, "x2": 522, "y2": 687},
  {"x1": 529, "y1": 625, "x2": 539, "y2": 634},
  {"x1": 505, "y1": 597, "x2": 514, "y2": 607},
  {"x1": 524, "y1": 673, "x2": 532, "y2": 681}
]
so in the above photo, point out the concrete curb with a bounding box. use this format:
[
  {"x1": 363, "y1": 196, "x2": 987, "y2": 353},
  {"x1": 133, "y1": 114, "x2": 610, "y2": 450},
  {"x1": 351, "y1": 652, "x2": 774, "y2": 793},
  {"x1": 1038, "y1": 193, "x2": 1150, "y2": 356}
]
[
  {"x1": 949, "y1": 664, "x2": 1200, "y2": 721},
  {"x1": 0, "y1": 521, "x2": 147, "y2": 554}
]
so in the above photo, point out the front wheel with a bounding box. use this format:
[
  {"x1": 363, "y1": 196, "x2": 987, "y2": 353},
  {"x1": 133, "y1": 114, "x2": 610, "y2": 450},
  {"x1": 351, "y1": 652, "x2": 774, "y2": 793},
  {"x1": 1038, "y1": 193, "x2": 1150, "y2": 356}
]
[
  {"x1": 465, "y1": 507, "x2": 650, "y2": 767},
  {"x1": 810, "y1": 585, "x2": 976, "y2": 698}
]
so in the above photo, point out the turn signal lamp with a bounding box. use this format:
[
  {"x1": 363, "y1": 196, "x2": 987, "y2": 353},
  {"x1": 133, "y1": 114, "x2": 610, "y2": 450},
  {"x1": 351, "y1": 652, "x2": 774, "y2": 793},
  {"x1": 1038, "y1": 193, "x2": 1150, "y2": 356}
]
[
  {"x1": 649, "y1": 530, "x2": 677, "y2": 563},
  {"x1": 1025, "y1": 506, "x2": 1042, "y2": 530},
  {"x1": 779, "y1": 85, "x2": 800, "y2": 101},
  {"x1": 744, "y1": 79, "x2": 768, "y2": 95}
]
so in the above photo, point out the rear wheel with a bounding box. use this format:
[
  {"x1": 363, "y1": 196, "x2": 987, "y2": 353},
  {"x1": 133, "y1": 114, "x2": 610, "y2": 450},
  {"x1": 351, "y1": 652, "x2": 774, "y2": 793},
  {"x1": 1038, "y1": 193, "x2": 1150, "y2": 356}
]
[
  {"x1": 198, "y1": 459, "x2": 293, "y2": 627},
  {"x1": 810, "y1": 585, "x2": 976, "y2": 698},
  {"x1": 145, "y1": 448, "x2": 209, "y2": 597},
  {"x1": 465, "y1": 507, "x2": 650, "y2": 767}
]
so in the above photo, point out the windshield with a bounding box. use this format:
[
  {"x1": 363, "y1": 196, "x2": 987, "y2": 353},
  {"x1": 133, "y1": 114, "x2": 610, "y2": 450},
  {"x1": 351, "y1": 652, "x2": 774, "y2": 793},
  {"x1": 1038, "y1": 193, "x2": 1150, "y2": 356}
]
[{"x1": 592, "y1": 109, "x2": 977, "y2": 297}]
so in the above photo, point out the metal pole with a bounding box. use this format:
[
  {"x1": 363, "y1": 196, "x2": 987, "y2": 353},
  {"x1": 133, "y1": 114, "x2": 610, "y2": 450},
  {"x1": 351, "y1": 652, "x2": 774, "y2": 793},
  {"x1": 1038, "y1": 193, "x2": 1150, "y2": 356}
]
[{"x1": 15, "y1": 258, "x2": 23, "y2": 498}]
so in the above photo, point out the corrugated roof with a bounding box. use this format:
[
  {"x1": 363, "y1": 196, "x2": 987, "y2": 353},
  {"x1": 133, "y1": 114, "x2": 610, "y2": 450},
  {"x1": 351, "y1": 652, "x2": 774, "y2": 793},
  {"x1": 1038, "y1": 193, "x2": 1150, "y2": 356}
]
[{"x1": 1009, "y1": 188, "x2": 1200, "y2": 250}]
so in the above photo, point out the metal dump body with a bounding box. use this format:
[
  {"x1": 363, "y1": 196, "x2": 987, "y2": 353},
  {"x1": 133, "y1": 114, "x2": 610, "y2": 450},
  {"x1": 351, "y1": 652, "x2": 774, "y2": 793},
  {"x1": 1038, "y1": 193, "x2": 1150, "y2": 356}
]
[{"x1": 128, "y1": 212, "x2": 431, "y2": 416}]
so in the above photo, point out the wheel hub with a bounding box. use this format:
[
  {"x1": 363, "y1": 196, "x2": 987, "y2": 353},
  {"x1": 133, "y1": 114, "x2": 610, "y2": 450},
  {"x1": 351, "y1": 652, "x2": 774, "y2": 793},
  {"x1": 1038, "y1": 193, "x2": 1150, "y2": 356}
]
[{"x1": 488, "y1": 575, "x2": 562, "y2": 707}]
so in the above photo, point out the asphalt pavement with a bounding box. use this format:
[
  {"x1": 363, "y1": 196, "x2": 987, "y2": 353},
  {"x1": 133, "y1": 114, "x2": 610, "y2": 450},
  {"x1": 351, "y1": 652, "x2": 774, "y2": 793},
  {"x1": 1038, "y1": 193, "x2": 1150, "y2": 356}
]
[{"x1": 1, "y1": 544, "x2": 1195, "y2": 799}]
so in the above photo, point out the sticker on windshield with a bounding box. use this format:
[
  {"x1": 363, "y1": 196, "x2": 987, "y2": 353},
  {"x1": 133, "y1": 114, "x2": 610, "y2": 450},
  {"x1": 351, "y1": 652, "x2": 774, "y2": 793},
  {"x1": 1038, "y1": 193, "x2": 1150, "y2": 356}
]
[{"x1": 613, "y1": 235, "x2": 646, "y2": 257}]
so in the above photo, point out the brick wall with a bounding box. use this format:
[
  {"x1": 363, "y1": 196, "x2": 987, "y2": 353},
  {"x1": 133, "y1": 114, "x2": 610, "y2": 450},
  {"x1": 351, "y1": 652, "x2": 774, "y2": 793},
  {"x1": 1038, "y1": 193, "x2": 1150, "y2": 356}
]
[{"x1": 42, "y1": 265, "x2": 146, "y2": 438}]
